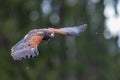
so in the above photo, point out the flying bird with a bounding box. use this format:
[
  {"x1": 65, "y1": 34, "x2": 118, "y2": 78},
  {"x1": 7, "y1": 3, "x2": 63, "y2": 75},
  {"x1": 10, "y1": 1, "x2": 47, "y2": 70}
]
[{"x1": 11, "y1": 24, "x2": 87, "y2": 60}]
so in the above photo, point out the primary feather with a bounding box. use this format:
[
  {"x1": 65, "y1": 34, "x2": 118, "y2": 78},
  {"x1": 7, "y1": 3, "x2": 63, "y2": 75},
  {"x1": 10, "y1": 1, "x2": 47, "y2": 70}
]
[
  {"x1": 59, "y1": 24, "x2": 87, "y2": 36},
  {"x1": 11, "y1": 30, "x2": 41, "y2": 60},
  {"x1": 11, "y1": 38, "x2": 39, "y2": 60}
]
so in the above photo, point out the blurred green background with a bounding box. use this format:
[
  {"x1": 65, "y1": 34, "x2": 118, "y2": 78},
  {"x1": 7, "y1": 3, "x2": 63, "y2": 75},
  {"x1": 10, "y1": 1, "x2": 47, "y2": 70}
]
[{"x1": 0, "y1": 0, "x2": 120, "y2": 80}]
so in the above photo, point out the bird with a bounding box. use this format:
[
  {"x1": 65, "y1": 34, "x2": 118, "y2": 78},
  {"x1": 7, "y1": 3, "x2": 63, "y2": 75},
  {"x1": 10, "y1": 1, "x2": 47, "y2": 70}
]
[{"x1": 11, "y1": 24, "x2": 87, "y2": 60}]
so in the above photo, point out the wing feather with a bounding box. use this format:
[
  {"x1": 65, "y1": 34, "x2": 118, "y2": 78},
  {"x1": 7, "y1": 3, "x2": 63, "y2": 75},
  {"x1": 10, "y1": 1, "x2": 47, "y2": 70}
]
[
  {"x1": 59, "y1": 24, "x2": 87, "y2": 36},
  {"x1": 48, "y1": 24, "x2": 87, "y2": 36},
  {"x1": 11, "y1": 35, "x2": 43, "y2": 60},
  {"x1": 48, "y1": 28, "x2": 66, "y2": 35}
]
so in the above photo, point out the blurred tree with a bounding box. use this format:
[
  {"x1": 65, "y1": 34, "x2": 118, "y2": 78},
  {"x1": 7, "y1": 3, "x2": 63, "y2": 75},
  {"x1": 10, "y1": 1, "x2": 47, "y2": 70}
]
[{"x1": 0, "y1": 0, "x2": 120, "y2": 80}]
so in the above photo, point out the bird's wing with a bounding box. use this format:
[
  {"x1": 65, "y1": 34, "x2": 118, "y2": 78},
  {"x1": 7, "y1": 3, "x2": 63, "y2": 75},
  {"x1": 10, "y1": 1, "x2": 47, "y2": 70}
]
[
  {"x1": 48, "y1": 24, "x2": 87, "y2": 36},
  {"x1": 48, "y1": 28, "x2": 66, "y2": 35},
  {"x1": 11, "y1": 34, "x2": 43, "y2": 60}
]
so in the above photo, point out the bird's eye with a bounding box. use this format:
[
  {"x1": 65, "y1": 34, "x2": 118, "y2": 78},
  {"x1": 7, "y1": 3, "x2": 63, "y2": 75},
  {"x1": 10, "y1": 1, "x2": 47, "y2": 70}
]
[
  {"x1": 48, "y1": 33, "x2": 51, "y2": 35},
  {"x1": 47, "y1": 32, "x2": 54, "y2": 37},
  {"x1": 50, "y1": 33, "x2": 54, "y2": 37}
]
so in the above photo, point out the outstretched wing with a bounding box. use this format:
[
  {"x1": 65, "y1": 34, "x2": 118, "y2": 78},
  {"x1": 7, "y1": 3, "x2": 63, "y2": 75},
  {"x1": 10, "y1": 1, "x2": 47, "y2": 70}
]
[
  {"x1": 48, "y1": 24, "x2": 87, "y2": 36},
  {"x1": 11, "y1": 34, "x2": 43, "y2": 60},
  {"x1": 48, "y1": 28, "x2": 66, "y2": 35}
]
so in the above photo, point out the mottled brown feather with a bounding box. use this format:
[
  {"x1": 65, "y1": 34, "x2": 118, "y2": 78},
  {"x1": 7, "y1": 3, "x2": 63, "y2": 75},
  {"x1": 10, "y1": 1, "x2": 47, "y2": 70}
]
[{"x1": 28, "y1": 36, "x2": 43, "y2": 48}]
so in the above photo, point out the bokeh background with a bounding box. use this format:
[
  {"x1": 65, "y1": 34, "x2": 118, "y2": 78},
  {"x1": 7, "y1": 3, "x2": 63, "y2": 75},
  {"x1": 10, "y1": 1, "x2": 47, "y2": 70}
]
[{"x1": 0, "y1": 0, "x2": 120, "y2": 80}]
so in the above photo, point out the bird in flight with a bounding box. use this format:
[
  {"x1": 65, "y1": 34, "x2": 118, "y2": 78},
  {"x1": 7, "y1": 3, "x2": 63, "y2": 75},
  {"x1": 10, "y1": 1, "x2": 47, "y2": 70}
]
[{"x1": 11, "y1": 24, "x2": 87, "y2": 60}]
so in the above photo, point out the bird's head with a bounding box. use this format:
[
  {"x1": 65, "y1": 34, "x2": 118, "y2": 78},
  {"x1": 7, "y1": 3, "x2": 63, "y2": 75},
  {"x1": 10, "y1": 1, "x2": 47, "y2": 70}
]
[{"x1": 37, "y1": 29, "x2": 54, "y2": 40}]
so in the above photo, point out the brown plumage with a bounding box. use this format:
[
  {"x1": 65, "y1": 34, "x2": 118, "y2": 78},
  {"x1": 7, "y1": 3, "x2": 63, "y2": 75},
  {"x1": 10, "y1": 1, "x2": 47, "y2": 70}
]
[{"x1": 11, "y1": 24, "x2": 87, "y2": 60}]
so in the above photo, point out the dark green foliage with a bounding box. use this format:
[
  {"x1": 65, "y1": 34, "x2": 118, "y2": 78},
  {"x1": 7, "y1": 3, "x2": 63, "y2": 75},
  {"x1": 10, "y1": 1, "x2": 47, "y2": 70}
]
[{"x1": 0, "y1": 0, "x2": 120, "y2": 80}]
